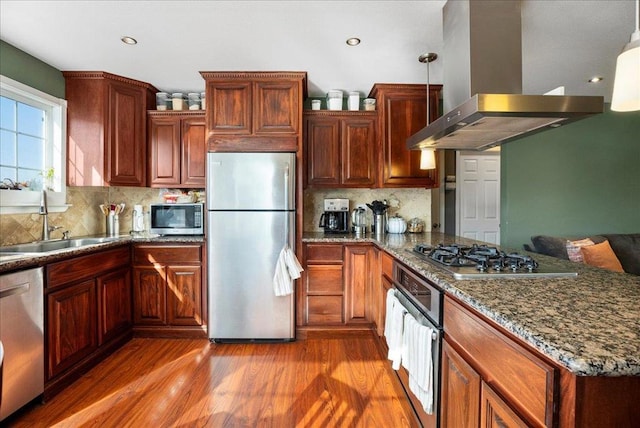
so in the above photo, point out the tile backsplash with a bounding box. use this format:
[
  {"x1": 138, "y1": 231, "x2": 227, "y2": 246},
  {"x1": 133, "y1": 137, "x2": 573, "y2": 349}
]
[
  {"x1": 0, "y1": 187, "x2": 196, "y2": 246},
  {"x1": 304, "y1": 188, "x2": 431, "y2": 232},
  {"x1": 2, "y1": 186, "x2": 432, "y2": 245}
]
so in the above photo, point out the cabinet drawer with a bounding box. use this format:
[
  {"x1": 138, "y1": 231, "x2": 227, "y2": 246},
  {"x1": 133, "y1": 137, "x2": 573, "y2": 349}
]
[
  {"x1": 305, "y1": 244, "x2": 343, "y2": 263},
  {"x1": 305, "y1": 265, "x2": 343, "y2": 294},
  {"x1": 47, "y1": 246, "x2": 130, "y2": 289},
  {"x1": 133, "y1": 245, "x2": 201, "y2": 265},
  {"x1": 381, "y1": 251, "x2": 394, "y2": 279},
  {"x1": 444, "y1": 297, "x2": 556, "y2": 427},
  {"x1": 307, "y1": 295, "x2": 343, "y2": 324}
]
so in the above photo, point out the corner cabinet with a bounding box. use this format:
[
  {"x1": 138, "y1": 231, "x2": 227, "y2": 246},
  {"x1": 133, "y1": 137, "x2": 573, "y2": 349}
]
[
  {"x1": 132, "y1": 243, "x2": 206, "y2": 337},
  {"x1": 147, "y1": 111, "x2": 206, "y2": 188},
  {"x1": 200, "y1": 71, "x2": 307, "y2": 152},
  {"x1": 369, "y1": 83, "x2": 442, "y2": 188},
  {"x1": 304, "y1": 111, "x2": 377, "y2": 188},
  {"x1": 64, "y1": 71, "x2": 157, "y2": 187},
  {"x1": 300, "y1": 242, "x2": 376, "y2": 328}
]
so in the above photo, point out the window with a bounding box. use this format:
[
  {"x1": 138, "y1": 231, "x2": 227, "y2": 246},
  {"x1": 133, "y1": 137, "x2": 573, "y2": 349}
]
[{"x1": 0, "y1": 75, "x2": 67, "y2": 214}]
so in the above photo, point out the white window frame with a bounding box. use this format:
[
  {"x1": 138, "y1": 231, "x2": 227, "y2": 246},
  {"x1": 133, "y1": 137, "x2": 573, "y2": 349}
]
[{"x1": 0, "y1": 75, "x2": 69, "y2": 214}]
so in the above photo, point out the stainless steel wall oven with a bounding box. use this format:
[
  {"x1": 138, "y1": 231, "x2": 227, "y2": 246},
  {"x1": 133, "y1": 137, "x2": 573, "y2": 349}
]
[{"x1": 391, "y1": 261, "x2": 443, "y2": 428}]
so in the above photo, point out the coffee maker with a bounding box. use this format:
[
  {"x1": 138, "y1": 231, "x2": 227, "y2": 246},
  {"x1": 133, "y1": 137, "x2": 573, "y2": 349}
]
[{"x1": 319, "y1": 198, "x2": 349, "y2": 233}]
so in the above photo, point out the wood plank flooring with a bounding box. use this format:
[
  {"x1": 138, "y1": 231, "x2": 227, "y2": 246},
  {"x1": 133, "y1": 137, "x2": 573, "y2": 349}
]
[{"x1": 7, "y1": 333, "x2": 419, "y2": 427}]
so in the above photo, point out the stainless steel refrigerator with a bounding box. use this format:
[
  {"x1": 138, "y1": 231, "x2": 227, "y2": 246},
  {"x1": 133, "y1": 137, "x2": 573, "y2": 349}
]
[{"x1": 207, "y1": 152, "x2": 296, "y2": 342}]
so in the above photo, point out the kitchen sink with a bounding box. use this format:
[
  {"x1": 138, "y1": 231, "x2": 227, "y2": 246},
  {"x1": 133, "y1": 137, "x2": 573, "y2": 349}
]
[{"x1": 0, "y1": 237, "x2": 121, "y2": 254}]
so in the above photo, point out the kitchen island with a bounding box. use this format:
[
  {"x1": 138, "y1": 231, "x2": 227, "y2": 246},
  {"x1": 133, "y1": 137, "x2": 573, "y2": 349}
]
[{"x1": 302, "y1": 231, "x2": 640, "y2": 427}]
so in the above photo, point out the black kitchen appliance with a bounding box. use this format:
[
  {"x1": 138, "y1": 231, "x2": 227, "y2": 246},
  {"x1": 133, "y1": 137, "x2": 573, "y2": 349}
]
[{"x1": 319, "y1": 198, "x2": 349, "y2": 233}]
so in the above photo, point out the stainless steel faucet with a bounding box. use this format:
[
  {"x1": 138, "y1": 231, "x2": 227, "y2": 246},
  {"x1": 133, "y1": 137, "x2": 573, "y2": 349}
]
[{"x1": 40, "y1": 190, "x2": 50, "y2": 240}]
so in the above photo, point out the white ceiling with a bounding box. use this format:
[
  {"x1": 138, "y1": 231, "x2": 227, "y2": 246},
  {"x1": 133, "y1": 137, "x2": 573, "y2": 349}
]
[{"x1": 0, "y1": 1, "x2": 636, "y2": 101}]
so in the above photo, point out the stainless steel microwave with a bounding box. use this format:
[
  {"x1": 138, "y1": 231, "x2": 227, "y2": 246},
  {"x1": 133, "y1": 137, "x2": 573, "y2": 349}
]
[{"x1": 150, "y1": 203, "x2": 204, "y2": 235}]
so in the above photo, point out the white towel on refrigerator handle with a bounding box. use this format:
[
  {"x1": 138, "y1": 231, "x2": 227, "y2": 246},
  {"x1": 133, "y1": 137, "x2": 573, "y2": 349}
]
[
  {"x1": 284, "y1": 246, "x2": 304, "y2": 279},
  {"x1": 273, "y1": 245, "x2": 304, "y2": 297}
]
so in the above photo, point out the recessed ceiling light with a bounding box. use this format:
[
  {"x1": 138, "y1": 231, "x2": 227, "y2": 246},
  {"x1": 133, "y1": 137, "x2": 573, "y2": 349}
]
[
  {"x1": 588, "y1": 76, "x2": 603, "y2": 83},
  {"x1": 346, "y1": 37, "x2": 361, "y2": 46},
  {"x1": 121, "y1": 36, "x2": 137, "y2": 45}
]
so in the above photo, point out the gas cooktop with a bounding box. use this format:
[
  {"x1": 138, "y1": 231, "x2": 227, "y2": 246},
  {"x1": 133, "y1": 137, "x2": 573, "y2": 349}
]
[{"x1": 411, "y1": 243, "x2": 578, "y2": 280}]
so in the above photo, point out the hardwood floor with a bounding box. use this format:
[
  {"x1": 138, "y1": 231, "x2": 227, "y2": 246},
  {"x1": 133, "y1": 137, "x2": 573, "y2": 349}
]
[{"x1": 7, "y1": 333, "x2": 418, "y2": 427}]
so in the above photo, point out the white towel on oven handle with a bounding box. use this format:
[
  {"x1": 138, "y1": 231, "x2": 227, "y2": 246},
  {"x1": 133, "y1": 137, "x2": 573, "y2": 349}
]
[
  {"x1": 384, "y1": 289, "x2": 406, "y2": 370},
  {"x1": 402, "y1": 312, "x2": 434, "y2": 414}
]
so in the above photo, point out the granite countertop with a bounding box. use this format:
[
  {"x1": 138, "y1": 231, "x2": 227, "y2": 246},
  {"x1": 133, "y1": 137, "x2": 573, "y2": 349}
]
[
  {"x1": 0, "y1": 234, "x2": 205, "y2": 274},
  {"x1": 302, "y1": 231, "x2": 640, "y2": 377}
]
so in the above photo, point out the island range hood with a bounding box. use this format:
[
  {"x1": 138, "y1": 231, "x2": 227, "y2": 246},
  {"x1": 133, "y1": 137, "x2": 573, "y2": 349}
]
[{"x1": 407, "y1": 0, "x2": 604, "y2": 151}]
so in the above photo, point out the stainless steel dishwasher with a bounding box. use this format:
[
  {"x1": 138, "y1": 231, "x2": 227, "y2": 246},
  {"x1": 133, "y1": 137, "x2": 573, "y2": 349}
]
[{"x1": 0, "y1": 267, "x2": 44, "y2": 422}]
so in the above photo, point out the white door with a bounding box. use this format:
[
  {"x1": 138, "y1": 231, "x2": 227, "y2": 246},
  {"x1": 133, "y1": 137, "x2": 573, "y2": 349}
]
[{"x1": 456, "y1": 151, "x2": 501, "y2": 244}]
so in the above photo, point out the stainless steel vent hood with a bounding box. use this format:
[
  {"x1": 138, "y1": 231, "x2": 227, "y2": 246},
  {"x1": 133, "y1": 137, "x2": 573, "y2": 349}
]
[{"x1": 407, "y1": 0, "x2": 604, "y2": 151}]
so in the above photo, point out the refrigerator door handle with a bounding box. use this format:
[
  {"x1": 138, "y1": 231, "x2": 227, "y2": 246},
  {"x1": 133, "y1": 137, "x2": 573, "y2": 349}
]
[{"x1": 284, "y1": 163, "x2": 290, "y2": 242}]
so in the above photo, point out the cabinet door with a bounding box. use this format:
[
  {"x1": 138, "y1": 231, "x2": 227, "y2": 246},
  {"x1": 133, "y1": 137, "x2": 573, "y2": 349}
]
[
  {"x1": 344, "y1": 245, "x2": 375, "y2": 323},
  {"x1": 166, "y1": 265, "x2": 203, "y2": 326},
  {"x1": 98, "y1": 267, "x2": 132, "y2": 344},
  {"x1": 372, "y1": 84, "x2": 440, "y2": 188},
  {"x1": 148, "y1": 115, "x2": 181, "y2": 187},
  {"x1": 47, "y1": 280, "x2": 98, "y2": 379},
  {"x1": 441, "y1": 339, "x2": 481, "y2": 428},
  {"x1": 181, "y1": 116, "x2": 206, "y2": 186},
  {"x1": 378, "y1": 271, "x2": 393, "y2": 338},
  {"x1": 480, "y1": 381, "x2": 529, "y2": 428},
  {"x1": 253, "y1": 80, "x2": 299, "y2": 134},
  {"x1": 206, "y1": 81, "x2": 252, "y2": 134},
  {"x1": 305, "y1": 116, "x2": 341, "y2": 186},
  {"x1": 106, "y1": 80, "x2": 147, "y2": 186},
  {"x1": 341, "y1": 118, "x2": 376, "y2": 187},
  {"x1": 132, "y1": 266, "x2": 167, "y2": 325}
]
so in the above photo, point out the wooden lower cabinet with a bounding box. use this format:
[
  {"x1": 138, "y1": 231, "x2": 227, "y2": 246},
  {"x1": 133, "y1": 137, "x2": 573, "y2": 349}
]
[
  {"x1": 98, "y1": 267, "x2": 132, "y2": 345},
  {"x1": 301, "y1": 242, "x2": 376, "y2": 327},
  {"x1": 47, "y1": 279, "x2": 98, "y2": 379},
  {"x1": 376, "y1": 251, "x2": 394, "y2": 337},
  {"x1": 167, "y1": 265, "x2": 202, "y2": 326},
  {"x1": 44, "y1": 246, "x2": 132, "y2": 398},
  {"x1": 132, "y1": 244, "x2": 205, "y2": 336},
  {"x1": 443, "y1": 296, "x2": 555, "y2": 427},
  {"x1": 132, "y1": 266, "x2": 167, "y2": 325},
  {"x1": 480, "y1": 381, "x2": 529, "y2": 428},
  {"x1": 441, "y1": 339, "x2": 481, "y2": 428},
  {"x1": 344, "y1": 244, "x2": 376, "y2": 323}
]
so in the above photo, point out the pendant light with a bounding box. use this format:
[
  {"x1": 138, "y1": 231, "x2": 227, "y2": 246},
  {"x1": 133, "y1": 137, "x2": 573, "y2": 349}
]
[
  {"x1": 611, "y1": 0, "x2": 640, "y2": 111},
  {"x1": 419, "y1": 53, "x2": 437, "y2": 169}
]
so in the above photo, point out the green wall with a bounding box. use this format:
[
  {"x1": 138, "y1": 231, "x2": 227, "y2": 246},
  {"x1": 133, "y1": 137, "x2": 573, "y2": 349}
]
[
  {"x1": 501, "y1": 105, "x2": 640, "y2": 250},
  {"x1": 0, "y1": 40, "x2": 64, "y2": 98}
]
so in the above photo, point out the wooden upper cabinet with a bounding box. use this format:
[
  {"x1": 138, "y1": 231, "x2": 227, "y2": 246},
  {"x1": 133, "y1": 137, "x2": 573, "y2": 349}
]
[
  {"x1": 253, "y1": 81, "x2": 300, "y2": 134},
  {"x1": 341, "y1": 117, "x2": 376, "y2": 187},
  {"x1": 148, "y1": 111, "x2": 206, "y2": 188},
  {"x1": 305, "y1": 115, "x2": 341, "y2": 186},
  {"x1": 64, "y1": 71, "x2": 157, "y2": 187},
  {"x1": 207, "y1": 81, "x2": 252, "y2": 134},
  {"x1": 369, "y1": 83, "x2": 442, "y2": 188},
  {"x1": 200, "y1": 72, "x2": 307, "y2": 152},
  {"x1": 181, "y1": 116, "x2": 206, "y2": 186},
  {"x1": 304, "y1": 111, "x2": 377, "y2": 188}
]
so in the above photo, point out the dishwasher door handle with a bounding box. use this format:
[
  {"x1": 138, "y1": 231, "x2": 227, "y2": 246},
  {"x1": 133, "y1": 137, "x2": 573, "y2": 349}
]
[{"x1": 0, "y1": 282, "x2": 29, "y2": 299}]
